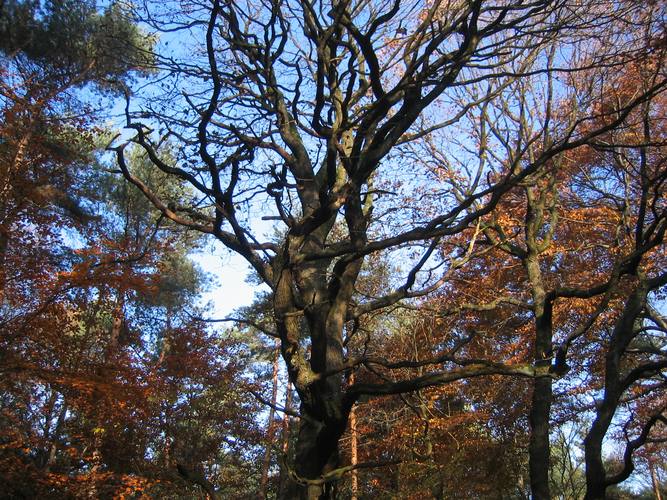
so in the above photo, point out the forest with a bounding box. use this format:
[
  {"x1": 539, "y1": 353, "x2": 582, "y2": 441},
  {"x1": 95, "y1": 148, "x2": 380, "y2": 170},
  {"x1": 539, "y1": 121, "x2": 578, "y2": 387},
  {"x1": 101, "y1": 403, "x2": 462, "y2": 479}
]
[{"x1": 1, "y1": 0, "x2": 666, "y2": 499}]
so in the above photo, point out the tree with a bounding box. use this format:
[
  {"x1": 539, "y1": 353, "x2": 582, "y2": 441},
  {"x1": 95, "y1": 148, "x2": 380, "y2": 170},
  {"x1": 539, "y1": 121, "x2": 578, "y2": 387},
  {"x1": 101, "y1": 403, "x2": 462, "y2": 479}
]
[
  {"x1": 0, "y1": 2, "x2": 277, "y2": 498},
  {"x1": 572, "y1": 59, "x2": 667, "y2": 500},
  {"x1": 414, "y1": 42, "x2": 667, "y2": 498},
  {"x1": 0, "y1": 149, "x2": 268, "y2": 497},
  {"x1": 110, "y1": 0, "x2": 667, "y2": 497},
  {"x1": 1, "y1": 5, "x2": 155, "y2": 492},
  {"x1": 341, "y1": 329, "x2": 531, "y2": 498},
  {"x1": 0, "y1": 0, "x2": 153, "y2": 303}
]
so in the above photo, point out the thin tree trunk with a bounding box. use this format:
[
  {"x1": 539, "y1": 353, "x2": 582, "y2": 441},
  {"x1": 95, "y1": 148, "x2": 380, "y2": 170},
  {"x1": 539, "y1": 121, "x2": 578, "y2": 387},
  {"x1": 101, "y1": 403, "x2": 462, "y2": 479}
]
[
  {"x1": 349, "y1": 406, "x2": 358, "y2": 500},
  {"x1": 107, "y1": 297, "x2": 124, "y2": 356},
  {"x1": 282, "y1": 382, "x2": 293, "y2": 453},
  {"x1": 259, "y1": 341, "x2": 281, "y2": 499},
  {"x1": 584, "y1": 282, "x2": 649, "y2": 500},
  {"x1": 88, "y1": 292, "x2": 125, "y2": 498},
  {"x1": 278, "y1": 381, "x2": 293, "y2": 499},
  {"x1": 349, "y1": 374, "x2": 358, "y2": 500},
  {"x1": 0, "y1": 226, "x2": 7, "y2": 305},
  {"x1": 44, "y1": 402, "x2": 67, "y2": 472},
  {"x1": 651, "y1": 460, "x2": 663, "y2": 500}
]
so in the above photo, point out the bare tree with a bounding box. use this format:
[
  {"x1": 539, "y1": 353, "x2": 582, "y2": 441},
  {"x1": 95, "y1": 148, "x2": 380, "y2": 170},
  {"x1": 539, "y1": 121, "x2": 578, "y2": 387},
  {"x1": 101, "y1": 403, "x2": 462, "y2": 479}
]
[{"x1": 111, "y1": 0, "x2": 667, "y2": 498}]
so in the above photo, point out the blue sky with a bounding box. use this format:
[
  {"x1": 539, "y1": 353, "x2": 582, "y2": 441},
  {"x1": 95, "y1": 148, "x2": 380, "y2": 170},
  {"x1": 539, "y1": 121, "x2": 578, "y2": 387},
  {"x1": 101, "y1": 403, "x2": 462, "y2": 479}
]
[{"x1": 195, "y1": 243, "x2": 263, "y2": 318}]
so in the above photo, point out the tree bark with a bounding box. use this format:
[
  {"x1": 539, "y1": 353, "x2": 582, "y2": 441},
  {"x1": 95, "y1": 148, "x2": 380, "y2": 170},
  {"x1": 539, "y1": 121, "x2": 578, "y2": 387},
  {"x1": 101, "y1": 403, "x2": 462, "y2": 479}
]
[
  {"x1": 524, "y1": 184, "x2": 556, "y2": 500},
  {"x1": 259, "y1": 342, "x2": 281, "y2": 499},
  {"x1": 44, "y1": 402, "x2": 67, "y2": 472},
  {"x1": 289, "y1": 411, "x2": 347, "y2": 499},
  {"x1": 525, "y1": 259, "x2": 554, "y2": 500},
  {"x1": 528, "y1": 375, "x2": 553, "y2": 500},
  {"x1": 583, "y1": 409, "x2": 613, "y2": 500},
  {"x1": 349, "y1": 401, "x2": 358, "y2": 500},
  {"x1": 278, "y1": 381, "x2": 293, "y2": 499},
  {"x1": 584, "y1": 280, "x2": 650, "y2": 500},
  {"x1": 0, "y1": 226, "x2": 7, "y2": 305},
  {"x1": 651, "y1": 460, "x2": 663, "y2": 500}
]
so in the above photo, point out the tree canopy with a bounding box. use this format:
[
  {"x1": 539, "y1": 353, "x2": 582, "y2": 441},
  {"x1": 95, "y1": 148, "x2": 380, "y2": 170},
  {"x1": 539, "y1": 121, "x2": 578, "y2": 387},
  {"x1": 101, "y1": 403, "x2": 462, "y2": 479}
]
[{"x1": 2, "y1": 0, "x2": 667, "y2": 499}]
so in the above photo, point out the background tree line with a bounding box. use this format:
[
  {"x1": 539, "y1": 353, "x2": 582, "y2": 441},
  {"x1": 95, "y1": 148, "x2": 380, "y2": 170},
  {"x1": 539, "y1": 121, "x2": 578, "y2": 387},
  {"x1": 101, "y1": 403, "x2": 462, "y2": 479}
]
[{"x1": 1, "y1": 0, "x2": 666, "y2": 499}]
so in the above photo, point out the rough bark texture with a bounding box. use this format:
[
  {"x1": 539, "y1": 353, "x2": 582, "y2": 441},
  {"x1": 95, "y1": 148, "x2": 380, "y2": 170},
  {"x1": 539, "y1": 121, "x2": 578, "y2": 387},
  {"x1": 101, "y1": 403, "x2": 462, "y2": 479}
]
[
  {"x1": 112, "y1": 0, "x2": 667, "y2": 494},
  {"x1": 349, "y1": 393, "x2": 359, "y2": 500},
  {"x1": 584, "y1": 281, "x2": 648, "y2": 500},
  {"x1": 524, "y1": 184, "x2": 556, "y2": 500}
]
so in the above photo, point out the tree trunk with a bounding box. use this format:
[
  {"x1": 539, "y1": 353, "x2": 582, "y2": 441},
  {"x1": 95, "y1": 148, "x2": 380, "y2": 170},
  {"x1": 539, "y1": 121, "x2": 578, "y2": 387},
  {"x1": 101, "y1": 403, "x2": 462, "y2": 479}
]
[
  {"x1": 349, "y1": 400, "x2": 358, "y2": 500},
  {"x1": 528, "y1": 375, "x2": 553, "y2": 500},
  {"x1": 278, "y1": 381, "x2": 293, "y2": 499},
  {"x1": 288, "y1": 411, "x2": 346, "y2": 499},
  {"x1": 523, "y1": 180, "x2": 556, "y2": 500},
  {"x1": 44, "y1": 402, "x2": 67, "y2": 472},
  {"x1": 259, "y1": 342, "x2": 281, "y2": 499},
  {"x1": 583, "y1": 386, "x2": 621, "y2": 500},
  {"x1": 525, "y1": 252, "x2": 554, "y2": 500},
  {"x1": 583, "y1": 428, "x2": 607, "y2": 500},
  {"x1": 584, "y1": 282, "x2": 648, "y2": 500},
  {"x1": 651, "y1": 460, "x2": 663, "y2": 500},
  {"x1": 274, "y1": 260, "x2": 354, "y2": 498},
  {"x1": 87, "y1": 292, "x2": 125, "y2": 498},
  {"x1": 0, "y1": 226, "x2": 7, "y2": 305}
]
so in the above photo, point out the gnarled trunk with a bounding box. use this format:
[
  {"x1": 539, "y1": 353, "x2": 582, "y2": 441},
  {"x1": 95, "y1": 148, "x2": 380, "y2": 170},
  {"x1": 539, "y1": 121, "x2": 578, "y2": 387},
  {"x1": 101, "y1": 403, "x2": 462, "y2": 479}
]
[
  {"x1": 290, "y1": 413, "x2": 346, "y2": 499},
  {"x1": 529, "y1": 375, "x2": 553, "y2": 500}
]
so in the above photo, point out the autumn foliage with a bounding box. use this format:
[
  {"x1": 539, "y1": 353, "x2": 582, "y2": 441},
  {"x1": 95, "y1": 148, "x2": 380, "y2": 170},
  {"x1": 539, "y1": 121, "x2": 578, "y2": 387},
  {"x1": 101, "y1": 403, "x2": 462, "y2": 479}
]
[{"x1": 2, "y1": 1, "x2": 667, "y2": 499}]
